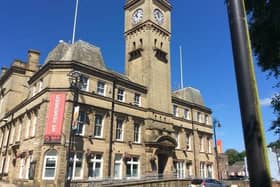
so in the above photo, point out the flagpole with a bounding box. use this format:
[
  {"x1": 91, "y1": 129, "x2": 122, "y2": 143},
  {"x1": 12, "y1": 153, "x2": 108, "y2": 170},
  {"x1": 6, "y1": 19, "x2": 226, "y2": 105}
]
[
  {"x1": 179, "y1": 45, "x2": 184, "y2": 89},
  {"x1": 72, "y1": 0, "x2": 79, "y2": 44}
]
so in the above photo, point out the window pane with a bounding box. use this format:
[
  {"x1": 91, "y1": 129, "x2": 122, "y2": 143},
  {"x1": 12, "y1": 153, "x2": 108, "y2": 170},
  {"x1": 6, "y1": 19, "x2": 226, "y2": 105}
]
[{"x1": 45, "y1": 168, "x2": 55, "y2": 178}]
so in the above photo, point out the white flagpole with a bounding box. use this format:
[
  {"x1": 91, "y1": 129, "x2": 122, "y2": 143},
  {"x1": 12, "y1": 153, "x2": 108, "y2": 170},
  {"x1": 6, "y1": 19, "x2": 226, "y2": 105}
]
[
  {"x1": 72, "y1": 0, "x2": 79, "y2": 44},
  {"x1": 179, "y1": 45, "x2": 184, "y2": 89}
]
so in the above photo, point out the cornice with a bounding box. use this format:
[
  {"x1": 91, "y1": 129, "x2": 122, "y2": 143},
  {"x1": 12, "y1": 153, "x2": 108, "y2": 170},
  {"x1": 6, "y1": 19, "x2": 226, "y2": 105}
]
[{"x1": 172, "y1": 96, "x2": 212, "y2": 114}]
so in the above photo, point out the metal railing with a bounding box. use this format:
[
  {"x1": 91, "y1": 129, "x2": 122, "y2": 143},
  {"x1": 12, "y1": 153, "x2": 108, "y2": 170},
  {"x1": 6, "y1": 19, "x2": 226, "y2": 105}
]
[{"x1": 71, "y1": 173, "x2": 192, "y2": 187}]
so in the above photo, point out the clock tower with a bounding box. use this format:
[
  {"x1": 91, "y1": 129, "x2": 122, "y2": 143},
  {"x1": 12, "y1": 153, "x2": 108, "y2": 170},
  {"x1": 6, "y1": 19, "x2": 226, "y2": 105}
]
[{"x1": 124, "y1": 0, "x2": 172, "y2": 113}]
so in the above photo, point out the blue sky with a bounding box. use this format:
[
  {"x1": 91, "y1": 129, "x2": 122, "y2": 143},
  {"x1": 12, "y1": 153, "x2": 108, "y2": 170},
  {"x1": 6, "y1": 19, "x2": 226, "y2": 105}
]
[{"x1": 0, "y1": 0, "x2": 278, "y2": 152}]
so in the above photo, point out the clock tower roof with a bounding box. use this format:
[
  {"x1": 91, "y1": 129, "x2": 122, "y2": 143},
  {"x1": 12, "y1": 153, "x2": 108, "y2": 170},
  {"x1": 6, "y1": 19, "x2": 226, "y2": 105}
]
[{"x1": 125, "y1": 0, "x2": 171, "y2": 10}]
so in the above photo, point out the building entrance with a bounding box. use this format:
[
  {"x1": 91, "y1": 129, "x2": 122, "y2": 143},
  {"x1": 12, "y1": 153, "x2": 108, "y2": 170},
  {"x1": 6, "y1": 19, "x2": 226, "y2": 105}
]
[{"x1": 157, "y1": 153, "x2": 168, "y2": 174}]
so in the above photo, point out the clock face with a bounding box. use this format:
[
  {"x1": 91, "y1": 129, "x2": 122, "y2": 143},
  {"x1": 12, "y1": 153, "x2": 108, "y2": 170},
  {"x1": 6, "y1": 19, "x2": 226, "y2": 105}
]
[
  {"x1": 132, "y1": 8, "x2": 144, "y2": 25},
  {"x1": 154, "y1": 9, "x2": 164, "y2": 25}
]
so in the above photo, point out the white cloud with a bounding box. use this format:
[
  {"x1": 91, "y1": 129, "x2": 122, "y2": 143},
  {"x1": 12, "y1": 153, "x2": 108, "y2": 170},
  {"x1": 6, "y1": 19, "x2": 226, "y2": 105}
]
[{"x1": 260, "y1": 97, "x2": 272, "y2": 107}]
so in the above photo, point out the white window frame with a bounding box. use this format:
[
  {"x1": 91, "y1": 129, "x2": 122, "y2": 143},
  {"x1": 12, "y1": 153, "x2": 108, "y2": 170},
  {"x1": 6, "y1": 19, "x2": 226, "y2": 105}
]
[
  {"x1": 133, "y1": 123, "x2": 141, "y2": 143},
  {"x1": 19, "y1": 158, "x2": 25, "y2": 179},
  {"x1": 207, "y1": 137, "x2": 212, "y2": 153},
  {"x1": 186, "y1": 133, "x2": 191, "y2": 151},
  {"x1": 173, "y1": 105, "x2": 178, "y2": 117},
  {"x1": 69, "y1": 152, "x2": 84, "y2": 180},
  {"x1": 97, "y1": 81, "x2": 106, "y2": 96},
  {"x1": 117, "y1": 88, "x2": 125, "y2": 102},
  {"x1": 75, "y1": 111, "x2": 86, "y2": 136},
  {"x1": 197, "y1": 112, "x2": 201, "y2": 123},
  {"x1": 9, "y1": 124, "x2": 15, "y2": 145},
  {"x1": 93, "y1": 114, "x2": 103, "y2": 138},
  {"x1": 25, "y1": 115, "x2": 31, "y2": 139},
  {"x1": 126, "y1": 157, "x2": 140, "y2": 179},
  {"x1": 175, "y1": 129, "x2": 180, "y2": 149},
  {"x1": 200, "y1": 162, "x2": 206, "y2": 178},
  {"x1": 0, "y1": 158, "x2": 3, "y2": 174},
  {"x1": 16, "y1": 121, "x2": 22, "y2": 142},
  {"x1": 3, "y1": 128, "x2": 8, "y2": 146},
  {"x1": 88, "y1": 154, "x2": 103, "y2": 180},
  {"x1": 207, "y1": 164, "x2": 213, "y2": 178},
  {"x1": 25, "y1": 153, "x2": 32, "y2": 179},
  {"x1": 186, "y1": 163, "x2": 192, "y2": 177},
  {"x1": 184, "y1": 109, "x2": 190, "y2": 120},
  {"x1": 0, "y1": 95, "x2": 3, "y2": 114},
  {"x1": 32, "y1": 85, "x2": 37, "y2": 96},
  {"x1": 199, "y1": 136, "x2": 204, "y2": 152},
  {"x1": 80, "y1": 75, "x2": 89, "y2": 92},
  {"x1": 114, "y1": 154, "x2": 122, "y2": 179},
  {"x1": 205, "y1": 115, "x2": 209, "y2": 124},
  {"x1": 134, "y1": 93, "x2": 141, "y2": 106},
  {"x1": 38, "y1": 79, "x2": 43, "y2": 92},
  {"x1": 31, "y1": 112, "x2": 37, "y2": 137},
  {"x1": 42, "y1": 150, "x2": 57, "y2": 180},
  {"x1": 4, "y1": 154, "x2": 10, "y2": 174},
  {"x1": 116, "y1": 119, "x2": 123, "y2": 141},
  {"x1": 175, "y1": 161, "x2": 185, "y2": 179}
]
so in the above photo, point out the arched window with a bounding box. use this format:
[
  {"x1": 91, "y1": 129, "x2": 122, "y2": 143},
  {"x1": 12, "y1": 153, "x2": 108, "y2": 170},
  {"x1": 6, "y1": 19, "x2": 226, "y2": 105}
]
[{"x1": 42, "y1": 150, "x2": 57, "y2": 180}]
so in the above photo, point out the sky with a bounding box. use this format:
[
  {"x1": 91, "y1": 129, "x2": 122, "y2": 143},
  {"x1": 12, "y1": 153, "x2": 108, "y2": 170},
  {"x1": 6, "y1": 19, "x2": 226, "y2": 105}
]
[{"x1": 0, "y1": 0, "x2": 278, "y2": 152}]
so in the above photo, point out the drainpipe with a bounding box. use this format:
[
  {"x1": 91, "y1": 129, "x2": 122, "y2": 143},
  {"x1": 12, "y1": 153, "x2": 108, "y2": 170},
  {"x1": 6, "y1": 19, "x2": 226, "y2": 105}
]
[
  {"x1": 108, "y1": 80, "x2": 116, "y2": 177},
  {"x1": 190, "y1": 107, "x2": 197, "y2": 177}
]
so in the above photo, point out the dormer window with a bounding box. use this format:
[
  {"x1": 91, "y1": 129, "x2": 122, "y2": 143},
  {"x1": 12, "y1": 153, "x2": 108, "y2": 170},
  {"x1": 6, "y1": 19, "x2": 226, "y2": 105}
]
[
  {"x1": 134, "y1": 93, "x2": 141, "y2": 106},
  {"x1": 80, "y1": 75, "x2": 89, "y2": 92}
]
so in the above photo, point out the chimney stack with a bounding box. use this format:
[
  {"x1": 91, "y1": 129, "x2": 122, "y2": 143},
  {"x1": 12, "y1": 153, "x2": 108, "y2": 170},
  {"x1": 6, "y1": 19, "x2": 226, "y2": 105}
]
[{"x1": 27, "y1": 49, "x2": 40, "y2": 71}]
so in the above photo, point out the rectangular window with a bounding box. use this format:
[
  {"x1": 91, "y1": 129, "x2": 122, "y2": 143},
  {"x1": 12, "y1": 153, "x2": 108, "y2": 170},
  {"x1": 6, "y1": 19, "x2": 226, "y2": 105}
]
[
  {"x1": 199, "y1": 136, "x2": 204, "y2": 152},
  {"x1": 68, "y1": 152, "x2": 83, "y2": 180},
  {"x1": 32, "y1": 85, "x2": 36, "y2": 96},
  {"x1": 207, "y1": 164, "x2": 213, "y2": 178},
  {"x1": 186, "y1": 133, "x2": 191, "y2": 151},
  {"x1": 16, "y1": 121, "x2": 22, "y2": 142},
  {"x1": 0, "y1": 95, "x2": 3, "y2": 114},
  {"x1": 173, "y1": 105, "x2": 178, "y2": 117},
  {"x1": 93, "y1": 114, "x2": 103, "y2": 137},
  {"x1": 175, "y1": 129, "x2": 180, "y2": 149},
  {"x1": 117, "y1": 88, "x2": 125, "y2": 102},
  {"x1": 88, "y1": 154, "x2": 103, "y2": 179},
  {"x1": 184, "y1": 109, "x2": 190, "y2": 120},
  {"x1": 42, "y1": 150, "x2": 57, "y2": 180},
  {"x1": 25, "y1": 153, "x2": 33, "y2": 179},
  {"x1": 4, "y1": 155, "x2": 10, "y2": 174},
  {"x1": 38, "y1": 80, "x2": 43, "y2": 92},
  {"x1": 25, "y1": 115, "x2": 31, "y2": 139},
  {"x1": 3, "y1": 128, "x2": 8, "y2": 146},
  {"x1": 197, "y1": 112, "x2": 201, "y2": 123},
  {"x1": 205, "y1": 115, "x2": 209, "y2": 124},
  {"x1": 134, "y1": 93, "x2": 141, "y2": 106},
  {"x1": 114, "y1": 154, "x2": 122, "y2": 179},
  {"x1": 116, "y1": 119, "x2": 123, "y2": 141},
  {"x1": 31, "y1": 113, "x2": 37, "y2": 137},
  {"x1": 75, "y1": 111, "x2": 86, "y2": 136},
  {"x1": 207, "y1": 137, "x2": 212, "y2": 153},
  {"x1": 134, "y1": 123, "x2": 140, "y2": 143},
  {"x1": 200, "y1": 162, "x2": 206, "y2": 178},
  {"x1": 9, "y1": 125, "x2": 15, "y2": 145},
  {"x1": 174, "y1": 161, "x2": 185, "y2": 179},
  {"x1": 80, "y1": 75, "x2": 89, "y2": 92},
  {"x1": 97, "y1": 81, "x2": 105, "y2": 96},
  {"x1": 186, "y1": 163, "x2": 192, "y2": 177},
  {"x1": 126, "y1": 157, "x2": 139, "y2": 178},
  {"x1": 19, "y1": 158, "x2": 25, "y2": 179}
]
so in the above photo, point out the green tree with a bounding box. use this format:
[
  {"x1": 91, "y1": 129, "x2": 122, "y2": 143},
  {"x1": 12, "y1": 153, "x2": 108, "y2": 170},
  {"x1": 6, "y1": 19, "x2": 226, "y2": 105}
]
[
  {"x1": 245, "y1": 0, "x2": 280, "y2": 147},
  {"x1": 225, "y1": 149, "x2": 246, "y2": 165}
]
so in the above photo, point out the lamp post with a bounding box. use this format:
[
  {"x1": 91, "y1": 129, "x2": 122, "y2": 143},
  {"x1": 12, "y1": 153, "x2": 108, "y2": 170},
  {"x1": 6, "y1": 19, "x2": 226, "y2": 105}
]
[
  {"x1": 213, "y1": 118, "x2": 221, "y2": 180},
  {"x1": 65, "y1": 70, "x2": 81, "y2": 187}
]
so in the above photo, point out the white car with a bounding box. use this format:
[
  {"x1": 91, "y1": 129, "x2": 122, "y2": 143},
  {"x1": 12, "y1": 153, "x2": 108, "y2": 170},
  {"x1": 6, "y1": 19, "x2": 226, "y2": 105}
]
[{"x1": 189, "y1": 178, "x2": 226, "y2": 187}]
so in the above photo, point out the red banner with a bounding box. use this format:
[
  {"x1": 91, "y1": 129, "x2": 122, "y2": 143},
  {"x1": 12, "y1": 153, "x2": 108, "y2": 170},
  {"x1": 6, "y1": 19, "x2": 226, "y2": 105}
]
[{"x1": 44, "y1": 93, "x2": 66, "y2": 143}]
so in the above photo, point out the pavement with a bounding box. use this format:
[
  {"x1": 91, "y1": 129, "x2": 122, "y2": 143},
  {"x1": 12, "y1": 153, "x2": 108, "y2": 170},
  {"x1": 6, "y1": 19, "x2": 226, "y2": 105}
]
[{"x1": 0, "y1": 181, "x2": 17, "y2": 187}]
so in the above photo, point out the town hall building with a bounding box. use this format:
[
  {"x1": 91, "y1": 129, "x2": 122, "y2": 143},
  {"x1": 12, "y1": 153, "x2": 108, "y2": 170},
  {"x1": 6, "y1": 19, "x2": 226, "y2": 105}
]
[{"x1": 0, "y1": 0, "x2": 215, "y2": 186}]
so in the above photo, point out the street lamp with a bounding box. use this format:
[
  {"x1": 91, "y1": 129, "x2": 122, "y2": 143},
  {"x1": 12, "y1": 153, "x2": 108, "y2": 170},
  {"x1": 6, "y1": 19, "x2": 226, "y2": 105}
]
[
  {"x1": 213, "y1": 118, "x2": 221, "y2": 180},
  {"x1": 65, "y1": 70, "x2": 82, "y2": 187}
]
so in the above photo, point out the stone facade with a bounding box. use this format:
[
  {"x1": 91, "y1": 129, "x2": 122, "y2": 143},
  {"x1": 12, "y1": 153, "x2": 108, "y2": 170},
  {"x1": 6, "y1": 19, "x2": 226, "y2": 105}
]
[{"x1": 0, "y1": 0, "x2": 215, "y2": 186}]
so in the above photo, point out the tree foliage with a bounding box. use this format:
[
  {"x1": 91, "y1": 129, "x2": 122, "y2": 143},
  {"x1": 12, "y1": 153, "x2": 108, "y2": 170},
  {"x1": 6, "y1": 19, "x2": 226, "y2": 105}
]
[
  {"x1": 225, "y1": 149, "x2": 246, "y2": 166},
  {"x1": 245, "y1": 0, "x2": 280, "y2": 147}
]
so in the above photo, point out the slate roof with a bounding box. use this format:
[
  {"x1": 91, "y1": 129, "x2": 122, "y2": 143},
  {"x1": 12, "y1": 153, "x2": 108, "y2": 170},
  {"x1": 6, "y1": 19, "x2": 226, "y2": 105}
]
[
  {"x1": 172, "y1": 87, "x2": 205, "y2": 106},
  {"x1": 44, "y1": 40, "x2": 106, "y2": 70}
]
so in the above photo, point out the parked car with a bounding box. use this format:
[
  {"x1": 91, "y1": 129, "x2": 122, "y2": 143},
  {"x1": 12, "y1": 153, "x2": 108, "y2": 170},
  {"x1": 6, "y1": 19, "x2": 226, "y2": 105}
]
[{"x1": 189, "y1": 178, "x2": 226, "y2": 187}]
